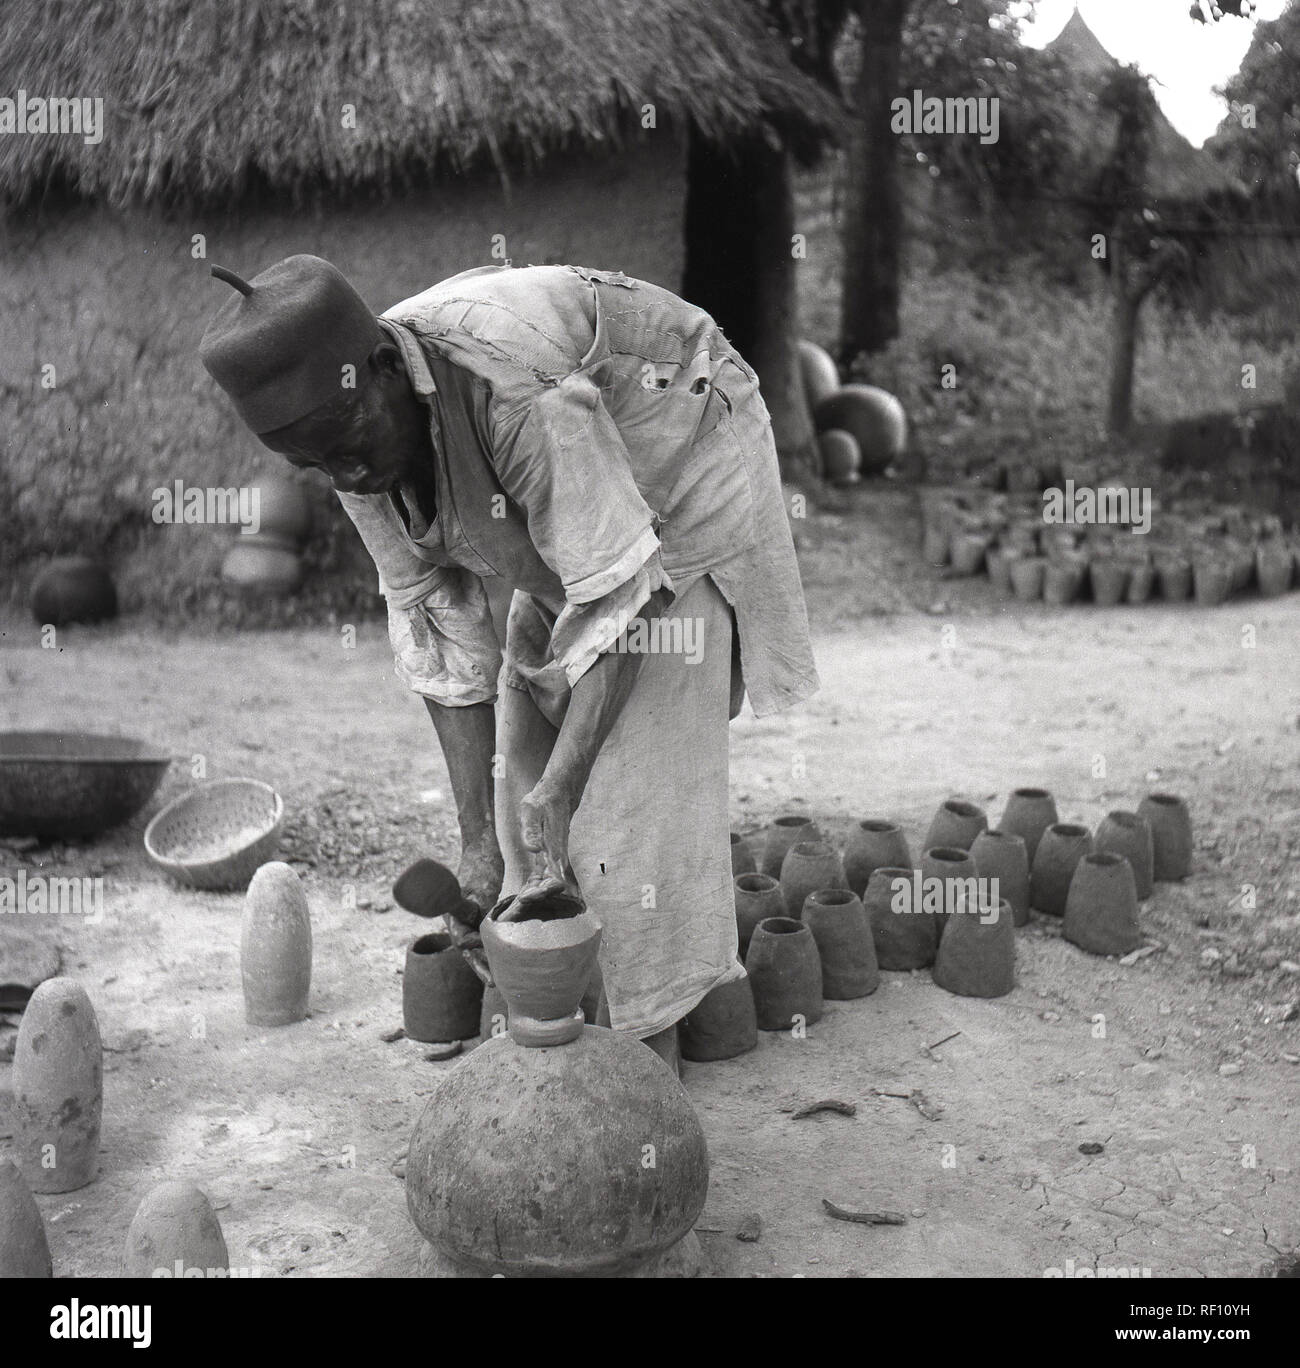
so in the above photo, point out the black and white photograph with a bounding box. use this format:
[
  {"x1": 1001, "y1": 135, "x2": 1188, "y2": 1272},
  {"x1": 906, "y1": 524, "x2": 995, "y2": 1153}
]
[{"x1": 0, "y1": 0, "x2": 1296, "y2": 1325}]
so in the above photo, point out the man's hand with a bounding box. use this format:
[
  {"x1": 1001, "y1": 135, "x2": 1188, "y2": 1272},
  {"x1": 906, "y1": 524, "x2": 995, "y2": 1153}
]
[{"x1": 520, "y1": 779, "x2": 578, "y2": 885}]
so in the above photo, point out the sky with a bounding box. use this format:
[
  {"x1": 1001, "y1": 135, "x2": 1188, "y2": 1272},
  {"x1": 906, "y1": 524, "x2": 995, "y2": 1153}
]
[{"x1": 1017, "y1": 0, "x2": 1290, "y2": 146}]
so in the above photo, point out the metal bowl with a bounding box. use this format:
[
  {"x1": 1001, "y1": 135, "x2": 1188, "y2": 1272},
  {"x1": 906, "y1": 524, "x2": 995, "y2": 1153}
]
[
  {"x1": 143, "y1": 778, "x2": 284, "y2": 891},
  {"x1": 0, "y1": 731, "x2": 172, "y2": 838}
]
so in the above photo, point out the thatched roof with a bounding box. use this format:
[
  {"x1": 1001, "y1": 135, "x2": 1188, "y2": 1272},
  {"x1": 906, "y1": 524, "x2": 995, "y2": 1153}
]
[{"x1": 0, "y1": 0, "x2": 842, "y2": 210}]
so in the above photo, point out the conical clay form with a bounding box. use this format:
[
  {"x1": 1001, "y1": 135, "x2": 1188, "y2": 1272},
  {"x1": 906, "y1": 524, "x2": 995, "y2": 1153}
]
[
  {"x1": 1030, "y1": 823, "x2": 1093, "y2": 916},
  {"x1": 13, "y1": 977, "x2": 102, "y2": 1193},
  {"x1": 921, "y1": 846, "x2": 978, "y2": 939},
  {"x1": 1063, "y1": 853, "x2": 1142, "y2": 957},
  {"x1": 1137, "y1": 793, "x2": 1193, "y2": 881},
  {"x1": 923, "y1": 799, "x2": 988, "y2": 852},
  {"x1": 970, "y1": 829, "x2": 1030, "y2": 926},
  {"x1": 733, "y1": 873, "x2": 786, "y2": 961},
  {"x1": 241, "y1": 861, "x2": 312, "y2": 1026},
  {"x1": 864, "y1": 867, "x2": 937, "y2": 970},
  {"x1": 0, "y1": 1158, "x2": 52, "y2": 1276},
  {"x1": 760, "y1": 815, "x2": 822, "y2": 878},
  {"x1": 1094, "y1": 810, "x2": 1154, "y2": 900},
  {"x1": 779, "y1": 841, "x2": 847, "y2": 921},
  {"x1": 679, "y1": 968, "x2": 758, "y2": 1061},
  {"x1": 801, "y1": 888, "x2": 879, "y2": 999},
  {"x1": 744, "y1": 918, "x2": 823, "y2": 1031},
  {"x1": 999, "y1": 787, "x2": 1058, "y2": 864},
  {"x1": 124, "y1": 1181, "x2": 229, "y2": 1278},
  {"x1": 932, "y1": 898, "x2": 1016, "y2": 998},
  {"x1": 730, "y1": 833, "x2": 757, "y2": 878},
  {"x1": 403, "y1": 934, "x2": 484, "y2": 1043},
  {"x1": 843, "y1": 819, "x2": 912, "y2": 898}
]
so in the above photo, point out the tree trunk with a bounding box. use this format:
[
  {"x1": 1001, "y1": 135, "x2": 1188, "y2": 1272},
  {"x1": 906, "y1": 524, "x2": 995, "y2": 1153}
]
[
  {"x1": 684, "y1": 130, "x2": 816, "y2": 477},
  {"x1": 839, "y1": 0, "x2": 908, "y2": 366}
]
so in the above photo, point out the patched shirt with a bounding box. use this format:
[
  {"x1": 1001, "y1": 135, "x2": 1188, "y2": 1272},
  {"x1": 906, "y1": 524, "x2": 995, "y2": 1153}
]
[{"x1": 336, "y1": 263, "x2": 818, "y2": 717}]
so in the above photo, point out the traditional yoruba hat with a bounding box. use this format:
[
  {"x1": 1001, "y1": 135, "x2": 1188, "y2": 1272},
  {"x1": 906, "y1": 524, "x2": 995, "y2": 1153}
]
[{"x1": 199, "y1": 255, "x2": 383, "y2": 434}]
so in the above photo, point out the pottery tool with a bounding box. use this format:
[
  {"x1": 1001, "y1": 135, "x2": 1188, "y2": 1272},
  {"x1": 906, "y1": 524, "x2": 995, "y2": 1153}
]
[{"x1": 392, "y1": 859, "x2": 491, "y2": 984}]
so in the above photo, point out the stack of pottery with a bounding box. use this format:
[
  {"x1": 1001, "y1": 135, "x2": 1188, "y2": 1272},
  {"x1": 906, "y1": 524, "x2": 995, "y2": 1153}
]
[
  {"x1": 680, "y1": 970, "x2": 758, "y2": 1062},
  {"x1": 1063, "y1": 853, "x2": 1142, "y2": 957},
  {"x1": 222, "y1": 470, "x2": 311, "y2": 596},
  {"x1": 813, "y1": 383, "x2": 907, "y2": 477},
  {"x1": 404, "y1": 933, "x2": 484, "y2": 1044},
  {"x1": 1137, "y1": 793, "x2": 1193, "y2": 881},
  {"x1": 1029, "y1": 823, "x2": 1093, "y2": 916},
  {"x1": 745, "y1": 917, "x2": 823, "y2": 1031},
  {"x1": 30, "y1": 556, "x2": 118, "y2": 628},
  {"x1": 408, "y1": 894, "x2": 709, "y2": 1277},
  {"x1": 864, "y1": 866, "x2": 937, "y2": 970},
  {"x1": 801, "y1": 889, "x2": 879, "y2": 999},
  {"x1": 933, "y1": 896, "x2": 1016, "y2": 999}
]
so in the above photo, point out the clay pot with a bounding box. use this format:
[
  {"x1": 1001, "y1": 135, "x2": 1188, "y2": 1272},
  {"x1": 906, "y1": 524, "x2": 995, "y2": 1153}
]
[
  {"x1": 1030, "y1": 823, "x2": 1093, "y2": 916},
  {"x1": 813, "y1": 384, "x2": 906, "y2": 476},
  {"x1": 249, "y1": 471, "x2": 312, "y2": 544},
  {"x1": 1137, "y1": 793, "x2": 1193, "y2": 881},
  {"x1": 923, "y1": 798, "x2": 988, "y2": 852},
  {"x1": 801, "y1": 889, "x2": 878, "y2": 999},
  {"x1": 1256, "y1": 543, "x2": 1293, "y2": 597},
  {"x1": 730, "y1": 832, "x2": 757, "y2": 878},
  {"x1": 999, "y1": 787, "x2": 1059, "y2": 864},
  {"x1": 407, "y1": 1024, "x2": 708, "y2": 1277},
  {"x1": 30, "y1": 556, "x2": 118, "y2": 628},
  {"x1": 734, "y1": 873, "x2": 786, "y2": 961},
  {"x1": 779, "y1": 840, "x2": 847, "y2": 921},
  {"x1": 221, "y1": 534, "x2": 303, "y2": 595},
  {"x1": 760, "y1": 814, "x2": 822, "y2": 878},
  {"x1": 923, "y1": 520, "x2": 951, "y2": 567},
  {"x1": 921, "y1": 846, "x2": 979, "y2": 937},
  {"x1": 1009, "y1": 556, "x2": 1046, "y2": 601},
  {"x1": 798, "y1": 338, "x2": 841, "y2": 411},
  {"x1": 12, "y1": 977, "x2": 101, "y2": 1193},
  {"x1": 1094, "y1": 810, "x2": 1154, "y2": 900},
  {"x1": 1229, "y1": 544, "x2": 1254, "y2": 593},
  {"x1": 744, "y1": 917, "x2": 824, "y2": 1031},
  {"x1": 124, "y1": 1181, "x2": 229, "y2": 1278},
  {"x1": 1043, "y1": 556, "x2": 1086, "y2": 606},
  {"x1": 864, "y1": 866, "x2": 935, "y2": 970},
  {"x1": 970, "y1": 829, "x2": 1031, "y2": 927},
  {"x1": 0, "y1": 1158, "x2": 52, "y2": 1277},
  {"x1": 1156, "y1": 555, "x2": 1192, "y2": 601},
  {"x1": 478, "y1": 982, "x2": 509, "y2": 1044},
  {"x1": 241, "y1": 861, "x2": 312, "y2": 1026},
  {"x1": 843, "y1": 819, "x2": 912, "y2": 897},
  {"x1": 949, "y1": 532, "x2": 989, "y2": 577},
  {"x1": 1193, "y1": 556, "x2": 1233, "y2": 606},
  {"x1": 933, "y1": 897, "x2": 1016, "y2": 998},
  {"x1": 820, "y1": 429, "x2": 862, "y2": 486},
  {"x1": 1063, "y1": 853, "x2": 1142, "y2": 957},
  {"x1": 987, "y1": 548, "x2": 1013, "y2": 594},
  {"x1": 1089, "y1": 558, "x2": 1129, "y2": 607},
  {"x1": 404, "y1": 934, "x2": 484, "y2": 1043},
  {"x1": 1126, "y1": 559, "x2": 1155, "y2": 603},
  {"x1": 680, "y1": 969, "x2": 758, "y2": 1061}
]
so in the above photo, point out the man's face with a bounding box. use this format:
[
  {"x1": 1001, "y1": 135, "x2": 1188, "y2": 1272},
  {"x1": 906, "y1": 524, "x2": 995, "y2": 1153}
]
[{"x1": 259, "y1": 343, "x2": 426, "y2": 495}]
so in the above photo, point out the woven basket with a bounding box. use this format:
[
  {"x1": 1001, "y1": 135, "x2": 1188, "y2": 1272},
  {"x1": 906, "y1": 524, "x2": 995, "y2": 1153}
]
[{"x1": 144, "y1": 778, "x2": 284, "y2": 890}]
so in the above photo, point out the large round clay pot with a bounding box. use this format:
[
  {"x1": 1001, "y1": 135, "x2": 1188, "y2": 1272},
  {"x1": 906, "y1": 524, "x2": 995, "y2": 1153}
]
[
  {"x1": 843, "y1": 819, "x2": 912, "y2": 897},
  {"x1": 124, "y1": 1181, "x2": 229, "y2": 1278},
  {"x1": 30, "y1": 557, "x2": 118, "y2": 628},
  {"x1": 1156, "y1": 555, "x2": 1192, "y2": 602},
  {"x1": 679, "y1": 968, "x2": 758, "y2": 1062},
  {"x1": 407, "y1": 1024, "x2": 708, "y2": 1277},
  {"x1": 1009, "y1": 556, "x2": 1046, "y2": 601},
  {"x1": 1094, "y1": 810, "x2": 1154, "y2": 900},
  {"x1": 744, "y1": 917, "x2": 823, "y2": 1031},
  {"x1": 970, "y1": 829, "x2": 1031, "y2": 927},
  {"x1": 932, "y1": 897, "x2": 1016, "y2": 998},
  {"x1": 864, "y1": 866, "x2": 936, "y2": 970},
  {"x1": 0, "y1": 1158, "x2": 52, "y2": 1277},
  {"x1": 923, "y1": 799, "x2": 988, "y2": 853},
  {"x1": 921, "y1": 845, "x2": 979, "y2": 939},
  {"x1": 730, "y1": 832, "x2": 756, "y2": 878},
  {"x1": 819, "y1": 429, "x2": 862, "y2": 487},
  {"x1": 1030, "y1": 823, "x2": 1093, "y2": 916},
  {"x1": 999, "y1": 787, "x2": 1059, "y2": 865},
  {"x1": 221, "y1": 535, "x2": 303, "y2": 595},
  {"x1": 760, "y1": 814, "x2": 822, "y2": 878},
  {"x1": 12, "y1": 978, "x2": 102, "y2": 1193},
  {"x1": 404, "y1": 934, "x2": 484, "y2": 1043},
  {"x1": 241, "y1": 861, "x2": 312, "y2": 1026},
  {"x1": 798, "y1": 338, "x2": 841, "y2": 411},
  {"x1": 1193, "y1": 556, "x2": 1233, "y2": 606},
  {"x1": 801, "y1": 888, "x2": 878, "y2": 999},
  {"x1": 779, "y1": 841, "x2": 847, "y2": 921},
  {"x1": 733, "y1": 873, "x2": 785, "y2": 961},
  {"x1": 1063, "y1": 852, "x2": 1142, "y2": 957},
  {"x1": 1256, "y1": 543, "x2": 1293, "y2": 597},
  {"x1": 1089, "y1": 558, "x2": 1129, "y2": 607},
  {"x1": 248, "y1": 471, "x2": 312, "y2": 544},
  {"x1": 813, "y1": 384, "x2": 906, "y2": 476},
  {"x1": 480, "y1": 893, "x2": 601, "y2": 1047},
  {"x1": 1136, "y1": 793, "x2": 1192, "y2": 881}
]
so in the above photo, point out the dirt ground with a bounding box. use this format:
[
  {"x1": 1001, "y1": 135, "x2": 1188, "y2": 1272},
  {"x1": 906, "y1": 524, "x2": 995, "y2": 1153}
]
[{"x1": 2, "y1": 491, "x2": 1298, "y2": 1278}]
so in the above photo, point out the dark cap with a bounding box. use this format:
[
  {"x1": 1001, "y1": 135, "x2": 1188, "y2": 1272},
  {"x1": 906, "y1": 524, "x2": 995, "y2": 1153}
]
[{"x1": 199, "y1": 255, "x2": 383, "y2": 434}]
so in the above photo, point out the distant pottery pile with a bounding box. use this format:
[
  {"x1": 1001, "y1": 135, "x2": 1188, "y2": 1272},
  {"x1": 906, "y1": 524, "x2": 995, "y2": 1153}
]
[
  {"x1": 922, "y1": 484, "x2": 1298, "y2": 606},
  {"x1": 798, "y1": 340, "x2": 908, "y2": 487},
  {"x1": 221, "y1": 471, "x2": 312, "y2": 597}
]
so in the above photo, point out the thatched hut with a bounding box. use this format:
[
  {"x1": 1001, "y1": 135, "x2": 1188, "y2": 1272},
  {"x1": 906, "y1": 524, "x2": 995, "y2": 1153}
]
[{"x1": 0, "y1": 0, "x2": 837, "y2": 615}]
